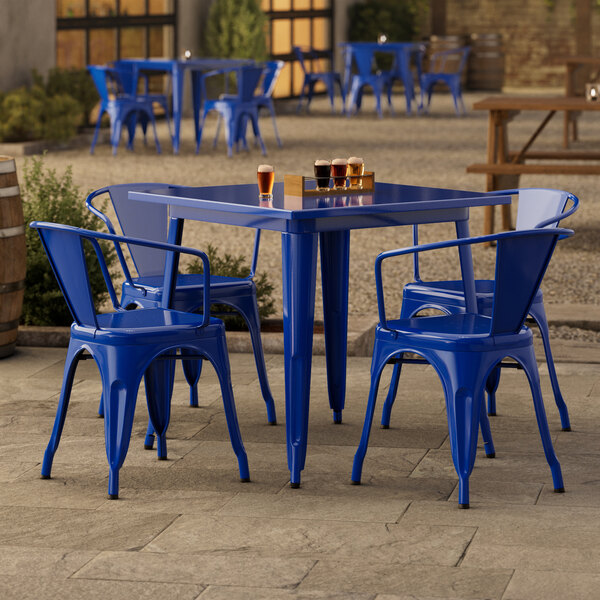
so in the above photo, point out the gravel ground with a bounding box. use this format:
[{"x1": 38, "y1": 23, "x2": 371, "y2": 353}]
[{"x1": 15, "y1": 90, "x2": 599, "y2": 329}]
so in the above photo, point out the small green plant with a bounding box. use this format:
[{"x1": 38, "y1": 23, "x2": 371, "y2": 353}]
[
  {"x1": 20, "y1": 155, "x2": 116, "y2": 326},
  {"x1": 204, "y1": 0, "x2": 268, "y2": 61},
  {"x1": 187, "y1": 243, "x2": 275, "y2": 329}
]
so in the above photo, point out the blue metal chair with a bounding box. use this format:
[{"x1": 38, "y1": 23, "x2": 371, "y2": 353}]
[
  {"x1": 382, "y1": 189, "x2": 579, "y2": 431},
  {"x1": 86, "y1": 183, "x2": 277, "y2": 434},
  {"x1": 345, "y1": 45, "x2": 394, "y2": 118},
  {"x1": 293, "y1": 46, "x2": 345, "y2": 113},
  {"x1": 88, "y1": 64, "x2": 161, "y2": 155},
  {"x1": 197, "y1": 64, "x2": 266, "y2": 157},
  {"x1": 31, "y1": 221, "x2": 250, "y2": 500},
  {"x1": 352, "y1": 226, "x2": 573, "y2": 508},
  {"x1": 419, "y1": 46, "x2": 471, "y2": 116}
]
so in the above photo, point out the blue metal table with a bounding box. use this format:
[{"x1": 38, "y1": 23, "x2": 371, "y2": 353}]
[
  {"x1": 117, "y1": 58, "x2": 253, "y2": 154},
  {"x1": 130, "y1": 182, "x2": 511, "y2": 487},
  {"x1": 339, "y1": 42, "x2": 423, "y2": 114}
]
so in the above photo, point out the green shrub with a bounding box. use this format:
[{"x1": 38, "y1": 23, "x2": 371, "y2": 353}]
[
  {"x1": 0, "y1": 84, "x2": 81, "y2": 143},
  {"x1": 187, "y1": 243, "x2": 275, "y2": 329},
  {"x1": 20, "y1": 155, "x2": 116, "y2": 326},
  {"x1": 204, "y1": 0, "x2": 268, "y2": 61}
]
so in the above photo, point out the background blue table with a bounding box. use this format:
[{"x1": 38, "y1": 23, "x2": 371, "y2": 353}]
[
  {"x1": 117, "y1": 58, "x2": 253, "y2": 153},
  {"x1": 131, "y1": 182, "x2": 511, "y2": 487}
]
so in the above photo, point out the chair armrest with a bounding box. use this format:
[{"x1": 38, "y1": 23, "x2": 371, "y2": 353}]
[{"x1": 375, "y1": 227, "x2": 573, "y2": 329}]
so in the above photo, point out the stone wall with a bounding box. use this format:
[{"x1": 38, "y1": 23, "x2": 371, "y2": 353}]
[{"x1": 434, "y1": 0, "x2": 600, "y2": 89}]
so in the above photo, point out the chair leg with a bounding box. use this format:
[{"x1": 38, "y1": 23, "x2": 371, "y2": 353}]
[
  {"x1": 41, "y1": 344, "x2": 82, "y2": 479},
  {"x1": 181, "y1": 348, "x2": 203, "y2": 408},
  {"x1": 479, "y1": 398, "x2": 496, "y2": 458},
  {"x1": 519, "y1": 345, "x2": 565, "y2": 493},
  {"x1": 529, "y1": 303, "x2": 571, "y2": 430},
  {"x1": 485, "y1": 365, "x2": 501, "y2": 416},
  {"x1": 147, "y1": 112, "x2": 162, "y2": 154},
  {"x1": 213, "y1": 114, "x2": 223, "y2": 149},
  {"x1": 249, "y1": 113, "x2": 266, "y2": 156},
  {"x1": 325, "y1": 80, "x2": 336, "y2": 113},
  {"x1": 380, "y1": 355, "x2": 403, "y2": 428}
]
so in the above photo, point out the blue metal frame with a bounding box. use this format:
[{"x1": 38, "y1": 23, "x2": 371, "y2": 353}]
[{"x1": 130, "y1": 181, "x2": 511, "y2": 487}]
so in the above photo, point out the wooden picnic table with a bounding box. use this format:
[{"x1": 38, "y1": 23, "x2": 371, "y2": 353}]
[{"x1": 467, "y1": 95, "x2": 600, "y2": 234}]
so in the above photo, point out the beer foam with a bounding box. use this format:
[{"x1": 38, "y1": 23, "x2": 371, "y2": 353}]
[
  {"x1": 332, "y1": 158, "x2": 347, "y2": 165},
  {"x1": 348, "y1": 156, "x2": 363, "y2": 164},
  {"x1": 314, "y1": 159, "x2": 330, "y2": 166},
  {"x1": 257, "y1": 164, "x2": 274, "y2": 172}
]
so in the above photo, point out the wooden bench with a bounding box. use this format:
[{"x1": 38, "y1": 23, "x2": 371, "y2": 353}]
[{"x1": 467, "y1": 162, "x2": 600, "y2": 176}]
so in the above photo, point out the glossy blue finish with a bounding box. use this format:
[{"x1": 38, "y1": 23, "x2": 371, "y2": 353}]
[
  {"x1": 199, "y1": 65, "x2": 267, "y2": 157},
  {"x1": 88, "y1": 65, "x2": 161, "y2": 155},
  {"x1": 86, "y1": 183, "x2": 276, "y2": 427},
  {"x1": 384, "y1": 188, "x2": 579, "y2": 429},
  {"x1": 31, "y1": 221, "x2": 250, "y2": 499},
  {"x1": 353, "y1": 227, "x2": 573, "y2": 507},
  {"x1": 116, "y1": 58, "x2": 253, "y2": 153},
  {"x1": 130, "y1": 181, "x2": 511, "y2": 487},
  {"x1": 293, "y1": 46, "x2": 345, "y2": 113},
  {"x1": 419, "y1": 46, "x2": 471, "y2": 116}
]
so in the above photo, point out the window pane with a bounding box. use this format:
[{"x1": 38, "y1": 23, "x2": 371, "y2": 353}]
[
  {"x1": 273, "y1": 60, "x2": 292, "y2": 98},
  {"x1": 261, "y1": 0, "x2": 271, "y2": 10},
  {"x1": 89, "y1": 28, "x2": 116, "y2": 64},
  {"x1": 272, "y1": 19, "x2": 291, "y2": 55},
  {"x1": 120, "y1": 0, "x2": 145, "y2": 15},
  {"x1": 272, "y1": 0, "x2": 291, "y2": 11},
  {"x1": 57, "y1": 0, "x2": 86, "y2": 17},
  {"x1": 89, "y1": 0, "x2": 117, "y2": 17},
  {"x1": 294, "y1": 0, "x2": 311, "y2": 9},
  {"x1": 312, "y1": 18, "x2": 330, "y2": 50},
  {"x1": 149, "y1": 25, "x2": 173, "y2": 57},
  {"x1": 120, "y1": 27, "x2": 146, "y2": 58},
  {"x1": 292, "y1": 60, "x2": 305, "y2": 95},
  {"x1": 312, "y1": 0, "x2": 331, "y2": 8},
  {"x1": 149, "y1": 0, "x2": 174, "y2": 14},
  {"x1": 56, "y1": 29, "x2": 86, "y2": 68},
  {"x1": 293, "y1": 18, "x2": 311, "y2": 48}
]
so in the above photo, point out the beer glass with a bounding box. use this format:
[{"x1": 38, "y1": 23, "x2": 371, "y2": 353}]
[
  {"x1": 348, "y1": 156, "x2": 364, "y2": 189},
  {"x1": 331, "y1": 158, "x2": 348, "y2": 189},
  {"x1": 314, "y1": 159, "x2": 331, "y2": 191},
  {"x1": 257, "y1": 164, "x2": 274, "y2": 199}
]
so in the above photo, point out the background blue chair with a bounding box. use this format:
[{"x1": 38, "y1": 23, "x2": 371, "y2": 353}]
[
  {"x1": 197, "y1": 64, "x2": 266, "y2": 157},
  {"x1": 293, "y1": 46, "x2": 345, "y2": 113},
  {"x1": 88, "y1": 64, "x2": 161, "y2": 155},
  {"x1": 419, "y1": 46, "x2": 471, "y2": 116},
  {"x1": 385, "y1": 44, "x2": 426, "y2": 115},
  {"x1": 86, "y1": 183, "x2": 277, "y2": 435},
  {"x1": 345, "y1": 45, "x2": 394, "y2": 118},
  {"x1": 382, "y1": 188, "x2": 579, "y2": 431},
  {"x1": 351, "y1": 226, "x2": 573, "y2": 508},
  {"x1": 31, "y1": 221, "x2": 250, "y2": 499}
]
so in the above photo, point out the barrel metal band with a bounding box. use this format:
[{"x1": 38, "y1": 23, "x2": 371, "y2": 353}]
[
  {"x1": 0, "y1": 224, "x2": 25, "y2": 238},
  {"x1": 0, "y1": 185, "x2": 20, "y2": 198},
  {"x1": 0, "y1": 159, "x2": 16, "y2": 174},
  {"x1": 0, "y1": 280, "x2": 25, "y2": 293},
  {"x1": 0, "y1": 319, "x2": 20, "y2": 332}
]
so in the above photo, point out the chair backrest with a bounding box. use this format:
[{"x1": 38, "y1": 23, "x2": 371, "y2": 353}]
[
  {"x1": 110, "y1": 61, "x2": 138, "y2": 95},
  {"x1": 351, "y1": 46, "x2": 376, "y2": 77},
  {"x1": 293, "y1": 46, "x2": 310, "y2": 74},
  {"x1": 515, "y1": 188, "x2": 577, "y2": 230},
  {"x1": 88, "y1": 64, "x2": 128, "y2": 102},
  {"x1": 236, "y1": 65, "x2": 266, "y2": 102},
  {"x1": 261, "y1": 60, "x2": 284, "y2": 97},
  {"x1": 490, "y1": 228, "x2": 569, "y2": 335},
  {"x1": 429, "y1": 46, "x2": 470, "y2": 75}
]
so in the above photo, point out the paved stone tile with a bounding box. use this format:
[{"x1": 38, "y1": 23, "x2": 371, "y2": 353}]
[
  {"x1": 502, "y1": 570, "x2": 600, "y2": 600},
  {"x1": 0, "y1": 506, "x2": 178, "y2": 550},
  {"x1": 462, "y1": 538, "x2": 600, "y2": 573},
  {"x1": 0, "y1": 545, "x2": 97, "y2": 578},
  {"x1": 0, "y1": 460, "x2": 39, "y2": 483},
  {"x1": 0, "y1": 480, "x2": 108, "y2": 510},
  {"x1": 199, "y1": 587, "x2": 374, "y2": 599},
  {"x1": 73, "y1": 550, "x2": 316, "y2": 588},
  {"x1": 537, "y1": 481, "x2": 600, "y2": 507},
  {"x1": 0, "y1": 577, "x2": 203, "y2": 600},
  {"x1": 448, "y1": 478, "x2": 543, "y2": 506},
  {"x1": 298, "y1": 562, "x2": 512, "y2": 598},
  {"x1": 218, "y1": 491, "x2": 410, "y2": 523},
  {"x1": 0, "y1": 347, "x2": 67, "y2": 378}
]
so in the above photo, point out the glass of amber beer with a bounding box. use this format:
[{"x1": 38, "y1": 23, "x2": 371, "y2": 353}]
[
  {"x1": 348, "y1": 156, "x2": 364, "y2": 189},
  {"x1": 331, "y1": 158, "x2": 348, "y2": 189},
  {"x1": 314, "y1": 159, "x2": 331, "y2": 191},
  {"x1": 257, "y1": 164, "x2": 274, "y2": 199}
]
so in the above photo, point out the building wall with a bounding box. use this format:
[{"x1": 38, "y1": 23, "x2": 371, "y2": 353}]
[
  {"x1": 0, "y1": 0, "x2": 56, "y2": 91},
  {"x1": 439, "y1": 0, "x2": 599, "y2": 88}
]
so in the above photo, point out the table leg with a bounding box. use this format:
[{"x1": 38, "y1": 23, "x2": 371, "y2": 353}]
[
  {"x1": 319, "y1": 230, "x2": 350, "y2": 424},
  {"x1": 171, "y1": 66, "x2": 183, "y2": 154},
  {"x1": 282, "y1": 232, "x2": 318, "y2": 488},
  {"x1": 455, "y1": 220, "x2": 477, "y2": 314}
]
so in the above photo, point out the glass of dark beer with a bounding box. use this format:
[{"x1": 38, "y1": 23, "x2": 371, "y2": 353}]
[
  {"x1": 314, "y1": 159, "x2": 331, "y2": 191},
  {"x1": 331, "y1": 158, "x2": 348, "y2": 189},
  {"x1": 348, "y1": 156, "x2": 364, "y2": 189},
  {"x1": 257, "y1": 164, "x2": 274, "y2": 199}
]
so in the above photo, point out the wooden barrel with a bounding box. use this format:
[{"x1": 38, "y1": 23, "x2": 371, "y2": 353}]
[
  {"x1": 468, "y1": 33, "x2": 505, "y2": 91},
  {"x1": 0, "y1": 156, "x2": 26, "y2": 358},
  {"x1": 428, "y1": 35, "x2": 469, "y2": 87}
]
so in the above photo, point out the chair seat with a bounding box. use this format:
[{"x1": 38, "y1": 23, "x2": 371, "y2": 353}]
[
  {"x1": 132, "y1": 273, "x2": 254, "y2": 294},
  {"x1": 383, "y1": 313, "x2": 533, "y2": 351}
]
